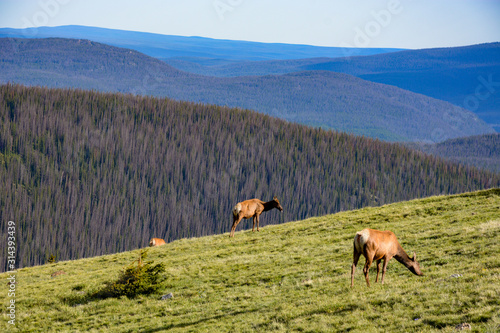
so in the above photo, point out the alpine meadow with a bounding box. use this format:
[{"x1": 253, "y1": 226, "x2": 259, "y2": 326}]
[{"x1": 0, "y1": 84, "x2": 498, "y2": 271}]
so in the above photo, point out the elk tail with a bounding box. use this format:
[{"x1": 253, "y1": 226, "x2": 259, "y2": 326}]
[{"x1": 232, "y1": 203, "x2": 242, "y2": 217}]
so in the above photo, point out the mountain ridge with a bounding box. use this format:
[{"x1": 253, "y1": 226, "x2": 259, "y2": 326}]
[
  {"x1": 2, "y1": 26, "x2": 496, "y2": 129},
  {"x1": 160, "y1": 42, "x2": 500, "y2": 130},
  {"x1": 0, "y1": 25, "x2": 405, "y2": 63},
  {"x1": 0, "y1": 37, "x2": 494, "y2": 143}
]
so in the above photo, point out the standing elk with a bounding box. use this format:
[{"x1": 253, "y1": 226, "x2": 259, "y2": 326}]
[
  {"x1": 149, "y1": 238, "x2": 166, "y2": 247},
  {"x1": 230, "y1": 197, "x2": 283, "y2": 237},
  {"x1": 351, "y1": 228, "x2": 423, "y2": 287}
]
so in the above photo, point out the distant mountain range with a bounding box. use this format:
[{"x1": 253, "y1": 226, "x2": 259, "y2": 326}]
[
  {"x1": 1, "y1": 26, "x2": 497, "y2": 131},
  {"x1": 0, "y1": 37, "x2": 494, "y2": 142},
  {"x1": 0, "y1": 25, "x2": 403, "y2": 64},
  {"x1": 165, "y1": 43, "x2": 500, "y2": 132}
]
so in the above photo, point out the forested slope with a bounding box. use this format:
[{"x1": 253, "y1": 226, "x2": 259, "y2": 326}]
[
  {"x1": 409, "y1": 134, "x2": 500, "y2": 174},
  {"x1": 1, "y1": 84, "x2": 498, "y2": 271}
]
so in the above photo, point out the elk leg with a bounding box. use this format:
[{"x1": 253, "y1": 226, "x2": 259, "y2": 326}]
[
  {"x1": 381, "y1": 257, "x2": 389, "y2": 284},
  {"x1": 256, "y1": 214, "x2": 260, "y2": 231},
  {"x1": 351, "y1": 249, "x2": 361, "y2": 287},
  {"x1": 375, "y1": 259, "x2": 382, "y2": 283},
  {"x1": 230, "y1": 216, "x2": 243, "y2": 237},
  {"x1": 252, "y1": 216, "x2": 256, "y2": 232},
  {"x1": 363, "y1": 258, "x2": 373, "y2": 287}
]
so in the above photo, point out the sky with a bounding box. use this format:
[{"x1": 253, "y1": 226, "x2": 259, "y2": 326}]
[{"x1": 0, "y1": 0, "x2": 499, "y2": 49}]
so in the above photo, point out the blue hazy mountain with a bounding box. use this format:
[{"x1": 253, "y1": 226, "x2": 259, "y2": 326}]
[
  {"x1": 163, "y1": 43, "x2": 500, "y2": 131},
  {"x1": 0, "y1": 25, "x2": 403, "y2": 65},
  {"x1": 4, "y1": 26, "x2": 494, "y2": 130},
  {"x1": 0, "y1": 37, "x2": 494, "y2": 143}
]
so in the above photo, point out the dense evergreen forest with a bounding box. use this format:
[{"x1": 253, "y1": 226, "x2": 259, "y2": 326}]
[
  {"x1": 1, "y1": 84, "x2": 498, "y2": 271},
  {"x1": 408, "y1": 134, "x2": 500, "y2": 174}
]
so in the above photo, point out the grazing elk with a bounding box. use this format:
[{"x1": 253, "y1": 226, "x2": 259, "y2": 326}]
[
  {"x1": 230, "y1": 197, "x2": 283, "y2": 237},
  {"x1": 351, "y1": 228, "x2": 423, "y2": 287},
  {"x1": 149, "y1": 238, "x2": 166, "y2": 247}
]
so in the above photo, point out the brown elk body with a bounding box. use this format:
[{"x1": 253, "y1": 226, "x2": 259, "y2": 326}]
[
  {"x1": 149, "y1": 238, "x2": 166, "y2": 247},
  {"x1": 230, "y1": 197, "x2": 283, "y2": 237},
  {"x1": 351, "y1": 228, "x2": 423, "y2": 287}
]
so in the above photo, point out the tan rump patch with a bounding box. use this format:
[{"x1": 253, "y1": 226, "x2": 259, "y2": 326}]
[
  {"x1": 354, "y1": 229, "x2": 370, "y2": 253},
  {"x1": 233, "y1": 203, "x2": 242, "y2": 216}
]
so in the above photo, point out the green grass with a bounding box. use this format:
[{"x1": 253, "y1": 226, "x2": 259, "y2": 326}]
[{"x1": 1, "y1": 189, "x2": 499, "y2": 332}]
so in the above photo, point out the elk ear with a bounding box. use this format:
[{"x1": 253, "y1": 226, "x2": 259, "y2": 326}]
[
  {"x1": 412, "y1": 252, "x2": 417, "y2": 261},
  {"x1": 273, "y1": 196, "x2": 278, "y2": 200}
]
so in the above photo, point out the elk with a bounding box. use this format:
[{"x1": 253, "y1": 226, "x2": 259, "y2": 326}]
[
  {"x1": 351, "y1": 228, "x2": 423, "y2": 287},
  {"x1": 230, "y1": 197, "x2": 283, "y2": 237},
  {"x1": 149, "y1": 238, "x2": 166, "y2": 247}
]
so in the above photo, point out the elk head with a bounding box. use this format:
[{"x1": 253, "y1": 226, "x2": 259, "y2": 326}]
[
  {"x1": 273, "y1": 196, "x2": 284, "y2": 212},
  {"x1": 408, "y1": 252, "x2": 424, "y2": 276}
]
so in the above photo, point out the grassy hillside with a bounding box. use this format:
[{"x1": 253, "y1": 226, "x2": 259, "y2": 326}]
[
  {"x1": 2, "y1": 84, "x2": 498, "y2": 272},
  {"x1": 0, "y1": 38, "x2": 494, "y2": 142},
  {"x1": 1, "y1": 189, "x2": 499, "y2": 332}
]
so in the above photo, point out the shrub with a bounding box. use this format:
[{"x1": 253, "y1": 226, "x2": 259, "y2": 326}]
[{"x1": 92, "y1": 250, "x2": 166, "y2": 299}]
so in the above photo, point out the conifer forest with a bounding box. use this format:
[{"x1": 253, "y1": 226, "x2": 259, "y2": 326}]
[{"x1": 1, "y1": 84, "x2": 498, "y2": 271}]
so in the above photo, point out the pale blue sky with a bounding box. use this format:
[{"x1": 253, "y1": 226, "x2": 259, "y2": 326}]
[{"x1": 1, "y1": 0, "x2": 499, "y2": 49}]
